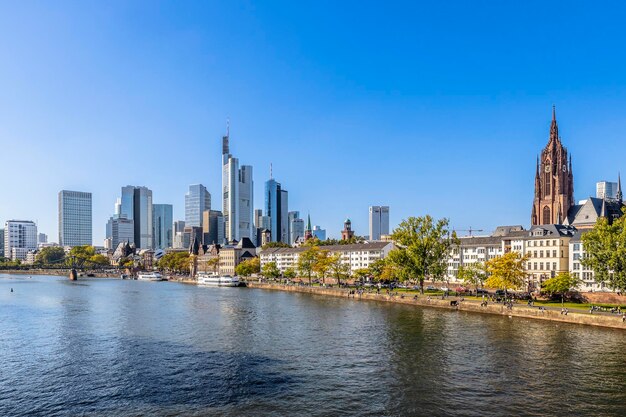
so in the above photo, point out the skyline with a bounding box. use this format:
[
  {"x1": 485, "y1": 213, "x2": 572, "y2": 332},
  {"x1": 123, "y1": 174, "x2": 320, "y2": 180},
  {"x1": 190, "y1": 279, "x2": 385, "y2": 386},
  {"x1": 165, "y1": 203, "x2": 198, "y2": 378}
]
[{"x1": 2, "y1": 2, "x2": 626, "y2": 243}]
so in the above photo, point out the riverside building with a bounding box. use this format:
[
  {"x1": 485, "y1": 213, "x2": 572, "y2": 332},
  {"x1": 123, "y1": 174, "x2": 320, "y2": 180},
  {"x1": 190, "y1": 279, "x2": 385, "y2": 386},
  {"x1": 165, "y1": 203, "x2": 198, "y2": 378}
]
[
  {"x1": 4, "y1": 220, "x2": 37, "y2": 260},
  {"x1": 58, "y1": 190, "x2": 92, "y2": 247}
]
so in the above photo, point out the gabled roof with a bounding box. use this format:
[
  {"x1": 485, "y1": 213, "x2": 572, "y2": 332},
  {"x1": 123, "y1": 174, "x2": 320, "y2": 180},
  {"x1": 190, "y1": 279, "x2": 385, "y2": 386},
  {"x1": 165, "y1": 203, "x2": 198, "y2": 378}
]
[{"x1": 565, "y1": 197, "x2": 625, "y2": 227}]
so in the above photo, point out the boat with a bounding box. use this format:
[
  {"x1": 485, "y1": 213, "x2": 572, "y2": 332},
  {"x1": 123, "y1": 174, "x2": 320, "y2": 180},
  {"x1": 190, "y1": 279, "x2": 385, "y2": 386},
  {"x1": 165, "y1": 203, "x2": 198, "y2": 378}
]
[
  {"x1": 197, "y1": 273, "x2": 240, "y2": 287},
  {"x1": 137, "y1": 272, "x2": 164, "y2": 281}
]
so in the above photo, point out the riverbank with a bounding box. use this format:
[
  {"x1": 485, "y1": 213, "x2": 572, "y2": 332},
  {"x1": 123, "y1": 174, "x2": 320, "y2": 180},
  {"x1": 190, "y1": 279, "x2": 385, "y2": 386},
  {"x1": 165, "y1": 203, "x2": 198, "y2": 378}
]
[
  {"x1": 246, "y1": 282, "x2": 626, "y2": 330},
  {"x1": 0, "y1": 269, "x2": 120, "y2": 278}
]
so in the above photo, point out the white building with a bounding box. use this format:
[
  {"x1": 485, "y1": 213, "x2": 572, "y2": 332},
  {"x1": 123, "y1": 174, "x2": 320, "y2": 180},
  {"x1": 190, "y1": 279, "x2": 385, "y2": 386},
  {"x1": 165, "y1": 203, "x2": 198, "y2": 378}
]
[
  {"x1": 58, "y1": 190, "x2": 92, "y2": 247},
  {"x1": 222, "y1": 131, "x2": 254, "y2": 242},
  {"x1": 4, "y1": 220, "x2": 38, "y2": 260},
  {"x1": 260, "y1": 242, "x2": 394, "y2": 275},
  {"x1": 569, "y1": 231, "x2": 614, "y2": 292},
  {"x1": 596, "y1": 181, "x2": 618, "y2": 199},
  {"x1": 369, "y1": 206, "x2": 390, "y2": 241}
]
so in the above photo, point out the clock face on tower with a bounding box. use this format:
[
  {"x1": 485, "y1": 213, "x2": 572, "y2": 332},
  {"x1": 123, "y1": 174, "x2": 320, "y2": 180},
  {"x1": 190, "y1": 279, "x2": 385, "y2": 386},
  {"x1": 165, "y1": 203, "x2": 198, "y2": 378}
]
[
  {"x1": 562, "y1": 164, "x2": 566, "y2": 172},
  {"x1": 545, "y1": 164, "x2": 551, "y2": 173}
]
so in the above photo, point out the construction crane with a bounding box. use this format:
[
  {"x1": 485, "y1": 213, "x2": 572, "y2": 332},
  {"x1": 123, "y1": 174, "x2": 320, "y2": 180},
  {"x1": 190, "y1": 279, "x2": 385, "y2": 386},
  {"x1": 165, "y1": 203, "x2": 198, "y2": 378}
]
[{"x1": 453, "y1": 227, "x2": 484, "y2": 237}]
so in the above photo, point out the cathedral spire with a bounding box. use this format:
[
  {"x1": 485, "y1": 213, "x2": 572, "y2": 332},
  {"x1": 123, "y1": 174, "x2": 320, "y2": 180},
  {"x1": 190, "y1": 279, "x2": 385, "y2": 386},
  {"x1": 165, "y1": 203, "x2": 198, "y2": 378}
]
[
  {"x1": 549, "y1": 105, "x2": 559, "y2": 145},
  {"x1": 617, "y1": 172, "x2": 623, "y2": 203}
]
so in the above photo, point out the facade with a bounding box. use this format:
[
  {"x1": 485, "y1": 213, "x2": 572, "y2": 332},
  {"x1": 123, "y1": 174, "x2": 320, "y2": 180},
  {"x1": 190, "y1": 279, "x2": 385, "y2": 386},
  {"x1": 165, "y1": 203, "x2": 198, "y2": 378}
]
[
  {"x1": 341, "y1": 219, "x2": 354, "y2": 241},
  {"x1": 264, "y1": 178, "x2": 289, "y2": 243},
  {"x1": 531, "y1": 107, "x2": 575, "y2": 226},
  {"x1": 38, "y1": 233, "x2": 48, "y2": 244},
  {"x1": 596, "y1": 181, "x2": 618, "y2": 199},
  {"x1": 289, "y1": 211, "x2": 304, "y2": 245},
  {"x1": 312, "y1": 225, "x2": 326, "y2": 241},
  {"x1": 369, "y1": 206, "x2": 390, "y2": 241},
  {"x1": 173, "y1": 220, "x2": 186, "y2": 249},
  {"x1": 153, "y1": 204, "x2": 173, "y2": 249},
  {"x1": 185, "y1": 184, "x2": 211, "y2": 228},
  {"x1": 0, "y1": 229, "x2": 4, "y2": 257},
  {"x1": 119, "y1": 186, "x2": 153, "y2": 248},
  {"x1": 222, "y1": 131, "x2": 254, "y2": 242},
  {"x1": 106, "y1": 217, "x2": 134, "y2": 250},
  {"x1": 260, "y1": 242, "x2": 394, "y2": 275},
  {"x1": 569, "y1": 232, "x2": 615, "y2": 292},
  {"x1": 202, "y1": 209, "x2": 225, "y2": 245},
  {"x1": 58, "y1": 190, "x2": 92, "y2": 247},
  {"x1": 4, "y1": 220, "x2": 38, "y2": 260}
]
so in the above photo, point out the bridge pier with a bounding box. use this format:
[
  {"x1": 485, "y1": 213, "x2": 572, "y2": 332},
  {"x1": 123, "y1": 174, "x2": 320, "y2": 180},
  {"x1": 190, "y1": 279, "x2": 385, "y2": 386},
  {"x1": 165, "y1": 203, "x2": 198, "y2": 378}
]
[{"x1": 69, "y1": 269, "x2": 78, "y2": 281}]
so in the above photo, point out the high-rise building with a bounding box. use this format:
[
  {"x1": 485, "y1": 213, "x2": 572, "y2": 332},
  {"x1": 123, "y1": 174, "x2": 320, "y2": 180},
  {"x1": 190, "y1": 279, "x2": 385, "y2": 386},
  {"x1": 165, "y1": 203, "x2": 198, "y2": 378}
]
[
  {"x1": 531, "y1": 107, "x2": 574, "y2": 226},
  {"x1": 265, "y1": 177, "x2": 289, "y2": 243},
  {"x1": 119, "y1": 186, "x2": 153, "y2": 248},
  {"x1": 58, "y1": 190, "x2": 92, "y2": 247},
  {"x1": 38, "y1": 233, "x2": 48, "y2": 244},
  {"x1": 203, "y1": 210, "x2": 225, "y2": 245},
  {"x1": 185, "y1": 184, "x2": 211, "y2": 228},
  {"x1": 369, "y1": 206, "x2": 390, "y2": 241},
  {"x1": 222, "y1": 130, "x2": 254, "y2": 242},
  {"x1": 290, "y1": 218, "x2": 304, "y2": 245},
  {"x1": 596, "y1": 181, "x2": 618, "y2": 199},
  {"x1": 173, "y1": 220, "x2": 186, "y2": 248},
  {"x1": 312, "y1": 225, "x2": 326, "y2": 241},
  {"x1": 106, "y1": 217, "x2": 134, "y2": 250},
  {"x1": 0, "y1": 229, "x2": 4, "y2": 256},
  {"x1": 4, "y1": 220, "x2": 37, "y2": 260},
  {"x1": 153, "y1": 204, "x2": 173, "y2": 249},
  {"x1": 254, "y1": 209, "x2": 263, "y2": 230}
]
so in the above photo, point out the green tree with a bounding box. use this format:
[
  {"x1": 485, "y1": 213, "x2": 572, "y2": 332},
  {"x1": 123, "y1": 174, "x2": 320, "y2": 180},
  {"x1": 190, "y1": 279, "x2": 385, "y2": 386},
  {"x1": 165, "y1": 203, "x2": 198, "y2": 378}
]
[
  {"x1": 353, "y1": 268, "x2": 369, "y2": 283},
  {"x1": 542, "y1": 272, "x2": 580, "y2": 305},
  {"x1": 387, "y1": 216, "x2": 458, "y2": 293},
  {"x1": 67, "y1": 245, "x2": 96, "y2": 267},
  {"x1": 262, "y1": 261, "x2": 280, "y2": 278},
  {"x1": 457, "y1": 262, "x2": 487, "y2": 293},
  {"x1": 284, "y1": 267, "x2": 297, "y2": 279},
  {"x1": 235, "y1": 257, "x2": 260, "y2": 277},
  {"x1": 328, "y1": 253, "x2": 350, "y2": 285},
  {"x1": 297, "y1": 246, "x2": 320, "y2": 285},
  {"x1": 485, "y1": 252, "x2": 528, "y2": 294},
  {"x1": 313, "y1": 249, "x2": 331, "y2": 284},
  {"x1": 157, "y1": 252, "x2": 191, "y2": 273},
  {"x1": 581, "y1": 213, "x2": 626, "y2": 291},
  {"x1": 35, "y1": 246, "x2": 66, "y2": 266},
  {"x1": 88, "y1": 254, "x2": 110, "y2": 268},
  {"x1": 368, "y1": 259, "x2": 386, "y2": 281},
  {"x1": 261, "y1": 242, "x2": 291, "y2": 250}
]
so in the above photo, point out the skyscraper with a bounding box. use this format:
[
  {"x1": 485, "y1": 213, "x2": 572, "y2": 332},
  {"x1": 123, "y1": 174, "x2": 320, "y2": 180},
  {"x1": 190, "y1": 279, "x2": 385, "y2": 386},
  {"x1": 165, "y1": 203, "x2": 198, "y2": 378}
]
[
  {"x1": 288, "y1": 211, "x2": 303, "y2": 245},
  {"x1": 202, "y1": 209, "x2": 225, "y2": 245},
  {"x1": 222, "y1": 129, "x2": 254, "y2": 242},
  {"x1": 58, "y1": 190, "x2": 92, "y2": 247},
  {"x1": 369, "y1": 206, "x2": 390, "y2": 240},
  {"x1": 596, "y1": 181, "x2": 618, "y2": 199},
  {"x1": 312, "y1": 225, "x2": 326, "y2": 241},
  {"x1": 153, "y1": 204, "x2": 173, "y2": 249},
  {"x1": 106, "y1": 217, "x2": 134, "y2": 250},
  {"x1": 265, "y1": 177, "x2": 289, "y2": 243},
  {"x1": 119, "y1": 186, "x2": 153, "y2": 248},
  {"x1": 4, "y1": 220, "x2": 37, "y2": 260},
  {"x1": 185, "y1": 184, "x2": 211, "y2": 228},
  {"x1": 173, "y1": 220, "x2": 186, "y2": 249}
]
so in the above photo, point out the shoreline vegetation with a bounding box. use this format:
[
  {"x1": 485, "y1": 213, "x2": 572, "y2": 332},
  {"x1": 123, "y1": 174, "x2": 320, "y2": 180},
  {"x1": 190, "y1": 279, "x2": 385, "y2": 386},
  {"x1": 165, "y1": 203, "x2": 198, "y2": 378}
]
[{"x1": 245, "y1": 281, "x2": 626, "y2": 331}]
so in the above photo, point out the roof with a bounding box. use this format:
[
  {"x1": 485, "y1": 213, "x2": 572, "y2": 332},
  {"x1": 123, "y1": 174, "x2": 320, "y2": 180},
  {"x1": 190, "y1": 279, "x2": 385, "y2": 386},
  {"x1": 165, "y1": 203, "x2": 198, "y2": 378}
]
[
  {"x1": 527, "y1": 224, "x2": 577, "y2": 239},
  {"x1": 261, "y1": 241, "x2": 392, "y2": 255},
  {"x1": 565, "y1": 197, "x2": 624, "y2": 227}
]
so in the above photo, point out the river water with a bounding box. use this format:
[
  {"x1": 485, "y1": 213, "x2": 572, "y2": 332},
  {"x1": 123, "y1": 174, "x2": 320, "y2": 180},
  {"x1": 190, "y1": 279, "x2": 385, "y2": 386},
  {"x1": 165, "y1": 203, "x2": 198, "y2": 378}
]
[{"x1": 1, "y1": 274, "x2": 625, "y2": 416}]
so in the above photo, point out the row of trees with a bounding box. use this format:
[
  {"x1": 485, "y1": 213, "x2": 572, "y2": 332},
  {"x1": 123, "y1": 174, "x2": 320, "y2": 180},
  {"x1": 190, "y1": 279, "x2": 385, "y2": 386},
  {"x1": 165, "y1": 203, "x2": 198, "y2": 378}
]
[{"x1": 0, "y1": 246, "x2": 110, "y2": 269}]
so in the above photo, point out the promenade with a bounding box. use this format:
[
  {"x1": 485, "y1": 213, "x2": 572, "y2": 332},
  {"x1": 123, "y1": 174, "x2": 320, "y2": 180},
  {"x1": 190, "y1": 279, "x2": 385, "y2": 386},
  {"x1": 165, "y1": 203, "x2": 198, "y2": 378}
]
[{"x1": 247, "y1": 281, "x2": 626, "y2": 330}]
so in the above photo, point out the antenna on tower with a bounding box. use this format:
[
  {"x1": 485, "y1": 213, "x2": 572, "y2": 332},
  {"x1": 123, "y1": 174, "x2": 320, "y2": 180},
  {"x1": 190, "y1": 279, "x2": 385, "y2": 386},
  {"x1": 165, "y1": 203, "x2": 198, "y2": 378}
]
[
  {"x1": 270, "y1": 163, "x2": 273, "y2": 180},
  {"x1": 226, "y1": 117, "x2": 230, "y2": 137}
]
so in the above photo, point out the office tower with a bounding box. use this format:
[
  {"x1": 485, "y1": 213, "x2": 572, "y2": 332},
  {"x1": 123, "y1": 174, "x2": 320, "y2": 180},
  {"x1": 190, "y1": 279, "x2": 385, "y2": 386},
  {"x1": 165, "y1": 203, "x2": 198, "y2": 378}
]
[
  {"x1": 312, "y1": 225, "x2": 326, "y2": 241},
  {"x1": 290, "y1": 218, "x2": 304, "y2": 245},
  {"x1": 265, "y1": 177, "x2": 289, "y2": 243},
  {"x1": 185, "y1": 184, "x2": 211, "y2": 228},
  {"x1": 119, "y1": 186, "x2": 153, "y2": 248},
  {"x1": 369, "y1": 206, "x2": 390, "y2": 241},
  {"x1": 58, "y1": 190, "x2": 93, "y2": 247},
  {"x1": 153, "y1": 204, "x2": 173, "y2": 249},
  {"x1": 4, "y1": 220, "x2": 37, "y2": 260},
  {"x1": 183, "y1": 226, "x2": 203, "y2": 249},
  {"x1": 0, "y1": 229, "x2": 4, "y2": 256},
  {"x1": 254, "y1": 209, "x2": 263, "y2": 230},
  {"x1": 596, "y1": 181, "x2": 618, "y2": 199},
  {"x1": 203, "y1": 210, "x2": 225, "y2": 245},
  {"x1": 106, "y1": 217, "x2": 134, "y2": 250},
  {"x1": 173, "y1": 220, "x2": 186, "y2": 248},
  {"x1": 38, "y1": 233, "x2": 48, "y2": 244},
  {"x1": 222, "y1": 129, "x2": 254, "y2": 242}
]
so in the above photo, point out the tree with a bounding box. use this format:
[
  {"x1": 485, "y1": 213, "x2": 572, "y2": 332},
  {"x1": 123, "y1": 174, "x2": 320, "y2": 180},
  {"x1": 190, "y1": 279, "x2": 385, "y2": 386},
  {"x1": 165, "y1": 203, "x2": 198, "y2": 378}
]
[
  {"x1": 261, "y1": 242, "x2": 291, "y2": 250},
  {"x1": 387, "y1": 216, "x2": 458, "y2": 293},
  {"x1": 542, "y1": 272, "x2": 580, "y2": 305},
  {"x1": 203, "y1": 257, "x2": 220, "y2": 274},
  {"x1": 485, "y1": 252, "x2": 528, "y2": 294},
  {"x1": 297, "y1": 246, "x2": 320, "y2": 285},
  {"x1": 368, "y1": 259, "x2": 386, "y2": 281},
  {"x1": 88, "y1": 254, "x2": 110, "y2": 268},
  {"x1": 328, "y1": 253, "x2": 350, "y2": 285},
  {"x1": 36, "y1": 246, "x2": 66, "y2": 266},
  {"x1": 284, "y1": 267, "x2": 296, "y2": 279},
  {"x1": 235, "y1": 257, "x2": 260, "y2": 277},
  {"x1": 581, "y1": 213, "x2": 626, "y2": 291},
  {"x1": 353, "y1": 268, "x2": 369, "y2": 283},
  {"x1": 457, "y1": 262, "x2": 487, "y2": 293},
  {"x1": 312, "y1": 249, "x2": 331, "y2": 284},
  {"x1": 302, "y1": 237, "x2": 322, "y2": 247},
  {"x1": 157, "y1": 252, "x2": 191, "y2": 273},
  {"x1": 262, "y1": 261, "x2": 280, "y2": 278}
]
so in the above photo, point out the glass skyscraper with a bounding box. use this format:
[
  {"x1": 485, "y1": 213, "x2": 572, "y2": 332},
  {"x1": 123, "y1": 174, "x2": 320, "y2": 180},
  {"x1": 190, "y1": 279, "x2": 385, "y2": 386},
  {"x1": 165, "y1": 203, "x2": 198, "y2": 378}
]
[
  {"x1": 58, "y1": 190, "x2": 92, "y2": 247},
  {"x1": 222, "y1": 131, "x2": 254, "y2": 242},
  {"x1": 185, "y1": 184, "x2": 211, "y2": 228},
  {"x1": 119, "y1": 186, "x2": 153, "y2": 248},
  {"x1": 153, "y1": 204, "x2": 173, "y2": 249}
]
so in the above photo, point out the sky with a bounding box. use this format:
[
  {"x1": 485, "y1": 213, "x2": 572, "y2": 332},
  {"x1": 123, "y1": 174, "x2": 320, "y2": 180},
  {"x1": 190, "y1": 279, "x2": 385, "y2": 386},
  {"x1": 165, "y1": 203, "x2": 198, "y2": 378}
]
[{"x1": 2, "y1": 1, "x2": 626, "y2": 243}]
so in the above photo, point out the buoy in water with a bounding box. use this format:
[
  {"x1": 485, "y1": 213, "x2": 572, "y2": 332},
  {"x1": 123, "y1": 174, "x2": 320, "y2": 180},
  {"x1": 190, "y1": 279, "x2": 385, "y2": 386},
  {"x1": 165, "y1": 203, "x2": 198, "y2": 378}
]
[{"x1": 11, "y1": 288, "x2": 13, "y2": 292}]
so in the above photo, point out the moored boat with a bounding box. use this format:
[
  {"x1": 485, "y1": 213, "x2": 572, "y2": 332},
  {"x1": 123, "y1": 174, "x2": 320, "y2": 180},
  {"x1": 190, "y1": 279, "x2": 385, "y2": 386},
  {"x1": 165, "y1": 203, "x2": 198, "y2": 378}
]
[
  {"x1": 137, "y1": 272, "x2": 163, "y2": 281},
  {"x1": 197, "y1": 273, "x2": 240, "y2": 287}
]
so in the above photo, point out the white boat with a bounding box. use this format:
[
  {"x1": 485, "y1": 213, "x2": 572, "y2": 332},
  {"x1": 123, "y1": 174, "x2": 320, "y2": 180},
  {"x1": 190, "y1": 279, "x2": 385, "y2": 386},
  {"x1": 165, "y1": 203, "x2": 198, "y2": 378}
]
[
  {"x1": 197, "y1": 274, "x2": 240, "y2": 287},
  {"x1": 137, "y1": 272, "x2": 163, "y2": 281}
]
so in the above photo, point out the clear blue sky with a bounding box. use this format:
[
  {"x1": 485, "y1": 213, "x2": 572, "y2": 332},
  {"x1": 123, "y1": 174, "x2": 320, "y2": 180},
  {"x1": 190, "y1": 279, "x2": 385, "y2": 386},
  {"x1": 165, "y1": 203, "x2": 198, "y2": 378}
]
[{"x1": 2, "y1": 1, "x2": 626, "y2": 243}]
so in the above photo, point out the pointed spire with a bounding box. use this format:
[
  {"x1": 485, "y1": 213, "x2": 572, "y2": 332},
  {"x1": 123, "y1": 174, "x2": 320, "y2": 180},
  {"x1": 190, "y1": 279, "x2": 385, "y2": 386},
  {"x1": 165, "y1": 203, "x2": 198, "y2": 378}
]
[
  {"x1": 617, "y1": 172, "x2": 623, "y2": 203},
  {"x1": 306, "y1": 214, "x2": 312, "y2": 231},
  {"x1": 549, "y1": 105, "x2": 559, "y2": 145},
  {"x1": 552, "y1": 105, "x2": 556, "y2": 121}
]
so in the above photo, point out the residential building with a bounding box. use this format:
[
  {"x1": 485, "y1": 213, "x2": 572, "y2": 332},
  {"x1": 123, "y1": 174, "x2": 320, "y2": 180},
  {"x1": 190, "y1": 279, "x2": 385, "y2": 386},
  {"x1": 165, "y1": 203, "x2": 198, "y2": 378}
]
[
  {"x1": 531, "y1": 107, "x2": 575, "y2": 226},
  {"x1": 222, "y1": 130, "x2": 254, "y2": 242},
  {"x1": 185, "y1": 184, "x2": 211, "y2": 228},
  {"x1": 369, "y1": 206, "x2": 390, "y2": 241},
  {"x1": 597, "y1": 181, "x2": 618, "y2": 199},
  {"x1": 153, "y1": 204, "x2": 173, "y2": 249},
  {"x1": 58, "y1": 190, "x2": 92, "y2": 246},
  {"x1": 4, "y1": 220, "x2": 37, "y2": 260},
  {"x1": 119, "y1": 186, "x2": 153, "y2": 248},
  {"x1": 203, "y1": 210, "x2": 225, "y2": 245},
  {"x1": 260, "y1": 242, "x2": 394, "y2": 275},
  {"x1": 106, "y1": 217, "x2": 134, "y2": 250}
]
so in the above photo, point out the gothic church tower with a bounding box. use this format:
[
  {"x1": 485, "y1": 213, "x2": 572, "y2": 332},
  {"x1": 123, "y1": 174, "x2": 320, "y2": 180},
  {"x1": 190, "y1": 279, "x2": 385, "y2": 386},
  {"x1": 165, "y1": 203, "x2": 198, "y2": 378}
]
[{"x1": 531, "y1": 107, "x2": 575, "y2": 225}]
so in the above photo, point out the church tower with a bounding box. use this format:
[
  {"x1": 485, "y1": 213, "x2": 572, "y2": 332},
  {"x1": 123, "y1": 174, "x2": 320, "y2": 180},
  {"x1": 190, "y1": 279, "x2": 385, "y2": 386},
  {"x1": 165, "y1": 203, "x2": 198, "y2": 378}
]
[{"x1": 531, "y1": 107, "x2": 575, "y2": 226}]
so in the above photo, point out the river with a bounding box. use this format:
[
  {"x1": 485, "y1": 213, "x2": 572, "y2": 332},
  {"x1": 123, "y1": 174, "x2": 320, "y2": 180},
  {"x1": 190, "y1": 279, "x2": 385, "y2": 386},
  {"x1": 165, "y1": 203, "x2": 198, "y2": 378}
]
[{"x1": 1, "y1": 274, "x2": 625, "y2": 416}]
